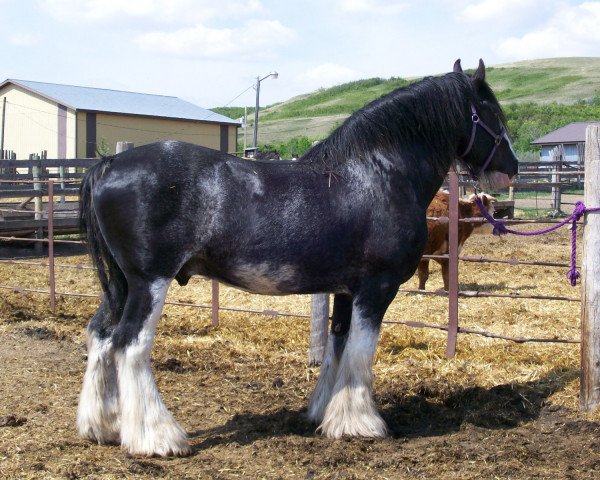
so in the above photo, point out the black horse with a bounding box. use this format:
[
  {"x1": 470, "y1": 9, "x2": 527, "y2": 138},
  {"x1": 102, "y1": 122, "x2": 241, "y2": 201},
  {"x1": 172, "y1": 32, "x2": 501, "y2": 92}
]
[{"x1": 77, "y1": 59, "x2": 518, "y2": 456}]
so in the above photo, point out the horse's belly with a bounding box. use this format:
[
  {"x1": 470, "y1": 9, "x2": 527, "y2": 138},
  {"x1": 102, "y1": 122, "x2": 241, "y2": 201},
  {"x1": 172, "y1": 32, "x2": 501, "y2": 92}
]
[{"x1": 228, "y1": 261, "x2": 300, "y2": 295}]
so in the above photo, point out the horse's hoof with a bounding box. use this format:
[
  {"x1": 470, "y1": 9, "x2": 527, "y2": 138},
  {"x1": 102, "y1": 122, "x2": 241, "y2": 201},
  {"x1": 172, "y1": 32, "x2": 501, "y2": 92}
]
[
  {"x1": 77, "y1": 414, "x2": 121, "y2": 445},
  {"x1": 79, "y1": 428, "x2": 121, "y2": 446},
  {"x1": 120, "y1": 418, "x2": 191, "y2": 457},
  {"x1": 124, "y1": 441, "x2": 192, "y2": 458},
  {"x1": 318, "y1": 415, "x2": 388, "y2": 439}
]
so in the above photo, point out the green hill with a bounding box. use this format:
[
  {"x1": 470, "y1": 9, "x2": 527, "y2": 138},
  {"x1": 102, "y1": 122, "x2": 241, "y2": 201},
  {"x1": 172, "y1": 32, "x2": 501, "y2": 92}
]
[{"x1": 214, "y1": 57, "x2": 600, "y2": 154}]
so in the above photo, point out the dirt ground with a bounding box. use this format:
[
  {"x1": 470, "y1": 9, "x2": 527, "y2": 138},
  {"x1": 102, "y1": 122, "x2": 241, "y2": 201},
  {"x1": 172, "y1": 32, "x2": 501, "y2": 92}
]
[{"x1": 1, "y1": 218, "x2": 599, "y2": 479}]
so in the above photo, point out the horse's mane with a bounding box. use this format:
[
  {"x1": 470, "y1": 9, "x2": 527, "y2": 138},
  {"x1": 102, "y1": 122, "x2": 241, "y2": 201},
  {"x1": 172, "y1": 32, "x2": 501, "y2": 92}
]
[{"x1": 301, "y1": 73, "x2": 489, "y2": 177}]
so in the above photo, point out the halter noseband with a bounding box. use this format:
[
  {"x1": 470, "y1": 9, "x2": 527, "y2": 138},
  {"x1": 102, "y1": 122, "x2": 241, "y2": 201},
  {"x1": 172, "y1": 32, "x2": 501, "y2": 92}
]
[{"x1": 459, "y1": 104, "x2": 505, "y2": 180}]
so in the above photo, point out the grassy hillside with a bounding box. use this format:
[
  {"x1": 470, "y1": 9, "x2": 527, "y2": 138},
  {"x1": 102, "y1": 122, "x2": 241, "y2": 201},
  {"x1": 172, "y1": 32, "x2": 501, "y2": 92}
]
[
  {"x1": 216, "y1": 57, "x2": 600, "y2": 151},
  {"x1": 489, "y1": 57, "x2": 600, "y2": 103}
]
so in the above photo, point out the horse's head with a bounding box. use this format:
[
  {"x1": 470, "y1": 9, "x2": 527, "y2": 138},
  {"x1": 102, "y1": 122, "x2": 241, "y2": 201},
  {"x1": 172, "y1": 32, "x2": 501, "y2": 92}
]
[{"x1": 454, "y1": 59, "x2": 519, "y2": 191}]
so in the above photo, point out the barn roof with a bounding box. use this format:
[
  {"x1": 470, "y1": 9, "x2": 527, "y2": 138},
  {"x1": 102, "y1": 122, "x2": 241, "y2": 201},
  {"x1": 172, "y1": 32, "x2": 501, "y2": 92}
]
[
  {"x1": 0, "y1": 79, "x2": 239, "y2": 125},
  {"x1": 531, "y1": 122, "x2": 600, "y2": 146}
]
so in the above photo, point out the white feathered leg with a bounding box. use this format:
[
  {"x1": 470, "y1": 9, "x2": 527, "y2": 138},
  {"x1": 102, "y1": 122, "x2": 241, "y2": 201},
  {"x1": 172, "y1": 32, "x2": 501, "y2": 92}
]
[
  {"x1": 307, "y1": 334, "x2": 339, "y2": 423},
  {"x1": 318, "y1": 306, "x2": 386, "y2": 438},
  {"x1": 116, "y1": 278, "x2": 190, "y2": 457},
  {"x1": 77, "y1": 327, "x2": 120, "y2": 444}
]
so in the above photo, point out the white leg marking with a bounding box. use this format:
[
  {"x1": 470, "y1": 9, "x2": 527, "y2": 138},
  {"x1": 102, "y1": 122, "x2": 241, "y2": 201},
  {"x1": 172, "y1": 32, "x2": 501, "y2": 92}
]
[
  {"x1": 77, "y1": 330, "x2": 120, "y2": 444},
  {"x1": 116, "y1": 279, "x2": 190, "y2": 457},
  {"x1": 318, "y1": 308, "x2": 387, "y2": 438},
  {"x1": 307, "y1": 334, "x2": 339, "y2": 424}
]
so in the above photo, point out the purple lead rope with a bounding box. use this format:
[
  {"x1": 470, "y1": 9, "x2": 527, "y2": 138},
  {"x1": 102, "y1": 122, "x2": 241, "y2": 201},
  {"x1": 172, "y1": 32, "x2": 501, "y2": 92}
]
[{"x1": 474, "y1": 196, "x2": 600, "y2": 286}]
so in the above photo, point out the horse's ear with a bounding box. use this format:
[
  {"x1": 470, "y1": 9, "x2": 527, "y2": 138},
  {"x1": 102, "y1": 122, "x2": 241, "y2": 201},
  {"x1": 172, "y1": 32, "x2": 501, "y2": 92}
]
[
  {"x1": 472, "y1": 58, "x2": 486, "y2": 84},
  {"x1": 453, "y1": 59, "x2": 463, "y2": 73}
]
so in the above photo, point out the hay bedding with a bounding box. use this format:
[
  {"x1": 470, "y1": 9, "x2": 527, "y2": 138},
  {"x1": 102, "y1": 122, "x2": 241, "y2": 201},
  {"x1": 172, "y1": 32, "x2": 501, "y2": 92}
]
[{"x1": 0, "y1": 226, "x2": 599, "y2": 479}]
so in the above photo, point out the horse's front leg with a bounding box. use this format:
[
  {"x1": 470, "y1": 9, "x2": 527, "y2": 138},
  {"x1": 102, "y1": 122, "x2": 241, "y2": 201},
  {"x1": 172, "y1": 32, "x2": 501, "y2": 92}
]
[
  {"x1": 317, "y1": 276, "x2": 399, "y2": 438},
  {"x1": 114, "y1": 277, "x2": 190, "y2": 457}
]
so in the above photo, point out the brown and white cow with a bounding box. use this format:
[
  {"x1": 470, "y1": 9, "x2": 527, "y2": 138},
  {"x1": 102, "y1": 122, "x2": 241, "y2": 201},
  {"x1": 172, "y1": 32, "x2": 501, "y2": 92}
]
[{"x1": 417, "y1": 190, "x2": 495, "y2": 290}]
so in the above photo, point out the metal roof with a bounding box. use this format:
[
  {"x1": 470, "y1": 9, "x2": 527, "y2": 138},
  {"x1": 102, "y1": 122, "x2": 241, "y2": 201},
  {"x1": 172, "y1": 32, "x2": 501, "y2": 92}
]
[
  {"x1": 1, "y1": 79, "x2": 239, "y2": 125},
  {"x1": 530, "y1": 121, "x2": 600, "y2": 145}
]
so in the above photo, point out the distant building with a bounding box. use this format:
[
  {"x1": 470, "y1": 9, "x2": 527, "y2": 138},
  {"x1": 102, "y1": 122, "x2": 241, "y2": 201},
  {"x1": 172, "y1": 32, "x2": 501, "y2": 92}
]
[
  {"x1": 0, "y1": 79, "x2": 239, "y2": 158},
  {"x1": 531, "y1": 122, "x2": 600, "y2": 163}
]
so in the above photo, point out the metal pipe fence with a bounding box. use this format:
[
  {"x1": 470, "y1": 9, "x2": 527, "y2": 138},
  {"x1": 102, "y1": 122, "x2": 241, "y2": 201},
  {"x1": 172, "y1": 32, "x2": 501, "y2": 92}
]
[{"x1": 0, "y1": 174, "x2": 584, "y2": 354}]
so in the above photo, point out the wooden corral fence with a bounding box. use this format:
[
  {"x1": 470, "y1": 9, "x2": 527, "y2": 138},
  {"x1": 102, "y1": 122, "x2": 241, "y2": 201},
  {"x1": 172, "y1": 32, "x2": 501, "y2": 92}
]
[
  {"x1": 0, "y1": 132, "x2": 599, "y2": 411},
  {"x1": 503, "y1": 156, "x2": 584, "y2": 217},
  {"x1": 0, "y1": 156, "x2": 98, "y2": 238}
]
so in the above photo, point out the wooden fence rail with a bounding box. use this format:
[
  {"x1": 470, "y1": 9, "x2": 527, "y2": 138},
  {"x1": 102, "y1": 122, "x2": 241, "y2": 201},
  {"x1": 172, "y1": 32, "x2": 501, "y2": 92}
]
[{"x1": 0, "y1": 157, "x2": 99, "y2": 237}]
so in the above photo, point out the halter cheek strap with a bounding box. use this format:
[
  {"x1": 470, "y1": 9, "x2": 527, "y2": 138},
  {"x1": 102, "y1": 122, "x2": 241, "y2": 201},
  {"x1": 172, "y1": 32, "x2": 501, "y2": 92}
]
[{"x1": 459, "y1": 105, "x2": 505, "y2": 180}]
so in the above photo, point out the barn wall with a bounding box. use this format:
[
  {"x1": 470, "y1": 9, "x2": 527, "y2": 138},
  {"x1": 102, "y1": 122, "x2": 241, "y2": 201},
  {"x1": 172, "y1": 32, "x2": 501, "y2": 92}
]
[
  {"x1": 539, "y1": 143, "x2": 583, "y2": 163},
  {"x1": 0, "y1": 84, "x2": 76, "y2": 158},
  {"x1": 81, "y1": 113, "x2": 238, "y2": 156}
]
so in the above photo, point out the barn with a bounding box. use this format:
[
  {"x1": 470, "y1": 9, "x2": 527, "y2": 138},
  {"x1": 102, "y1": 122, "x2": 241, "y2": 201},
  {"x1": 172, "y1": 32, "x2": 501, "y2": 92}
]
[
  {"x1": 0, "y1": 79, "x2": 239, "y2": 158},
  {"x1": 531, "y1": 121, "x2": 600, "y2": 163}
]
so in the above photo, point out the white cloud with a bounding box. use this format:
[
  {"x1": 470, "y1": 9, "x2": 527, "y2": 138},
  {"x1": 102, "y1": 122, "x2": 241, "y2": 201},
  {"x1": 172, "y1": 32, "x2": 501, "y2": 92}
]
[
  {"x1": 135, "y1": 19, "x2": 296, "y2": 60},
  {"x1": 337, "y1": 0, "x2": 408, "y2": 15},
  {"x1": 495, "y1": 2, "x2": 600, "y2": 59},
  {"x1": 296, "y1": 63, "x2": 361, "y2": 91},
  {"x1": 458, "y1": 0, "x2": 543, "y2": 22},
  {"x1": 40, "y1": 0, "x2": 265, "y2": 24},
  {"x1": 9, "y1": 33, "x2": 42, "y2": 46}
]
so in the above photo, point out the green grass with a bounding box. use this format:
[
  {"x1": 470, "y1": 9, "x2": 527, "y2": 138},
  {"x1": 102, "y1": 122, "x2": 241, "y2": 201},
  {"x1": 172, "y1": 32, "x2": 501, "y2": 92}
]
[
  {"x1": 515, "y1": 207, "x2": 555, "y2": 219},
  {"x1": 210, "y1": 106, "x2": 254, "y2": 120},
  {"x1": 261, "y1": 77, "x2": 410, "y2": 121},
  {"x1": 495, "y1": 191, "x2": 550, "y2": 201},
  {"x1": 487, "y1": 67, "x2": 586, "y2": 101},
  {"x1": 230, "y1": 57, "x2": 600, "y2": 148}
]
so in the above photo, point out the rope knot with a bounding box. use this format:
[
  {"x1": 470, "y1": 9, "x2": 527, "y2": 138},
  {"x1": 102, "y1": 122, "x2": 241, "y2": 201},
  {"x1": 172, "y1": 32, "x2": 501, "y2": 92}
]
[
  {"x1": 572, "y1": 201, "x2": 587, "y2": 221},
  {"x1": 492, "y1": 221, "x2": 509, "y2": 236},
  {"x1": 566, "y1": 268, "x2": 580, "y2": 287}
]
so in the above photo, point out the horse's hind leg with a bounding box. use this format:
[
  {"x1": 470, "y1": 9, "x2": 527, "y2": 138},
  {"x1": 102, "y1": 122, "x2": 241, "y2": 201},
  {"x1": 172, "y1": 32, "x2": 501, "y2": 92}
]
[
  {"x1": 307, "y1": 294, "x2": 352, "y2": 424},
  {"x1": 318, "y1": 275, "x2": 398, "y2": 438},
  {"x1": 113, "y1": 277, "x2": 190, "y2": 457},
  {"x1": 77, "y1": 299, "x2": 121, "y2": 444}
]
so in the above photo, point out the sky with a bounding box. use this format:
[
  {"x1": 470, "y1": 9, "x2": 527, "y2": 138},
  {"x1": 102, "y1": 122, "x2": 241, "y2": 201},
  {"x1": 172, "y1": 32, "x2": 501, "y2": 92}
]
[{"x1": 1, "y1": 0, "x2": 600, "y2": 112}]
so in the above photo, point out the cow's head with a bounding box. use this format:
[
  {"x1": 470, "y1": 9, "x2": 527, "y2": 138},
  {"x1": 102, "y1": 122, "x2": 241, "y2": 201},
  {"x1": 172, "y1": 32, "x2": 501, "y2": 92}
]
[{"x1": 467, "y1": 192, "x2": 496, "y2": 234}]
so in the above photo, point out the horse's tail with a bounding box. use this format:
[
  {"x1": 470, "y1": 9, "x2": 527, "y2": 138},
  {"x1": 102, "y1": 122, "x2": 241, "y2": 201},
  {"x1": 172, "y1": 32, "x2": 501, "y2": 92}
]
[{"x1": 79, "y1": 159, "x2": 127, "y2": 317}]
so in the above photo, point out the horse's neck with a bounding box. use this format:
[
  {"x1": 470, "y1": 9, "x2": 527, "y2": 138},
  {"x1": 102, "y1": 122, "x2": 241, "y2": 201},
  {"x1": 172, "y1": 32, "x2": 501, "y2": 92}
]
[{"x1": 376, "y1": 145, "x2": 455, "y2": 207}]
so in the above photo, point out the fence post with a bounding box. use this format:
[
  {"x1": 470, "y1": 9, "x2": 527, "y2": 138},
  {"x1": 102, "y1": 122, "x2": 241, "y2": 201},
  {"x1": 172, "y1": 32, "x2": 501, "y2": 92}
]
[
  {"x1": 551, "y1": 148, "x2": 563, "y2": 215},
  {"x1": 211, "y1": 280, "x2": 219, "y2": 327},
  {"x1": 32, "y1": 163, "x2": 42, "y2": 221},
  {"x1": 446, "y1": 170, "x2": 460, "y2": 358},
  {"x1": 309, "y1": 294, "x2": 330, "y2": 366},
  {"x1": 580, "y1": 125, "x2": 600, "y2": 411},
  {"x1": 116, "y1": 142, "x2": 134, "y2": 154},
  {"x1": 32, "y1": 161, "x2": 44, "y2": 253},
  {"x1": 59, "y1": 165, "x2": 66, "y2": 203},
  {"x1": 47, "y1": 180, "x2": 56, "y2": 312}
]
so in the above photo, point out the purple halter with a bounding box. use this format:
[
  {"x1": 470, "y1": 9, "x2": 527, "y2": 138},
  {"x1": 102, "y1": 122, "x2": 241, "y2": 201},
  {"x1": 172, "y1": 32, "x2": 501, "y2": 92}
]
[{"x1": 459, "y1": 104, "x2": 506, "y2": 180}]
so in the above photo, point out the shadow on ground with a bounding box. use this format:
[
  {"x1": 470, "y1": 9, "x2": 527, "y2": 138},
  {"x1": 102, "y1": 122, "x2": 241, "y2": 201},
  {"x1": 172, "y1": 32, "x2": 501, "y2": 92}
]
[{"x1": 187, "y1": 367, "x2": 581, "y2": 453}]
